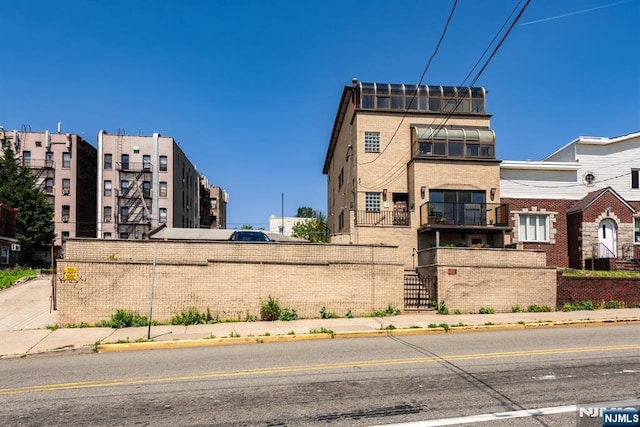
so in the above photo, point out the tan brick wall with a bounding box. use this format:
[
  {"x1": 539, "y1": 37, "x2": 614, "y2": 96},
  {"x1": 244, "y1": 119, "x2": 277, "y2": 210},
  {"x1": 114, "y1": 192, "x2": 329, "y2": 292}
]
[
  {"x1": 417, "y1": 247, "x2": 556, "y2": 313},
  {"x1": 56, "y1": 239, "x2": 404, "y2": 324}
]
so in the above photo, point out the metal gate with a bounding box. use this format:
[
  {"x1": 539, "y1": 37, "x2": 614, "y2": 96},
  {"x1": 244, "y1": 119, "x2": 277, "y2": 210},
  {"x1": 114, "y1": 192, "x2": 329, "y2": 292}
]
[{"x1": 404, "y1": 274, "x2": 436, "y2": 311}]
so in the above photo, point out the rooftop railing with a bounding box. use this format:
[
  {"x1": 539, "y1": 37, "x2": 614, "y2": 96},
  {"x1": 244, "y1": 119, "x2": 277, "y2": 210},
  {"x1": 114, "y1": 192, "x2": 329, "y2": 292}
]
[{"x1": 419, "y1": 201, "x2": 509, "y2": 227}]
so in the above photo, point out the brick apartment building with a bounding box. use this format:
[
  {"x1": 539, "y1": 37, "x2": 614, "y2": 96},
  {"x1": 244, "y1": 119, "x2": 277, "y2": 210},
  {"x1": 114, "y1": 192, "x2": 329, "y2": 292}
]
[
  {"x1": 0, "y1": 128, "x2": 97, "y2": 259},
  {"x1": 0, "y1": 203, "x2": 19, "y2": 267},
  {"x1": 200, "y1": 176, "x2": 228, "y2": 229},
  {"x1": 323, "y1": 80, "x2": 508, "y2": 270},
  {"x1": 500, "y1": 131, "x2": 640, "y2": 268},
  {"x1": 97, "y1": 130, "x2": 202, "y2": 239}
]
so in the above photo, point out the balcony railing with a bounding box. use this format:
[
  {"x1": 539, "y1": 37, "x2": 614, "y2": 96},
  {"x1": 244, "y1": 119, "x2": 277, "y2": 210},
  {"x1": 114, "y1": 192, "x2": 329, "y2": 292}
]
[
  {"x1": 23, "y1": 159, "x2": 55, "y2": 169},
  {"x1": 419, "y1": 201, "x2": 509, "y2": 227},
  {"x1": 355, "y1": 210, "x2": 411, "y2": 226},
  {"x1": 116, "y1": 162, "x2": 153, "y2": 172}
]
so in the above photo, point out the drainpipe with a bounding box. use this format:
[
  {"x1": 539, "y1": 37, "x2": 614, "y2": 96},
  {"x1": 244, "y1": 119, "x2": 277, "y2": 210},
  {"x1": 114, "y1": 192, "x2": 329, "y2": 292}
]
[{"x1": 97, "y1": 130, "x2": 105, "y2": 238}]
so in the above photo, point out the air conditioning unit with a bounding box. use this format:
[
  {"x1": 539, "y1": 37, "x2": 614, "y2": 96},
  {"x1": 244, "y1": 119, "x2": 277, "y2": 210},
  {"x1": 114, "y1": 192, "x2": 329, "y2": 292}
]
[
  {"x1": 62, "y1": 216, "x2": 69, "y2": 223},
  {"x1": 62, "y1": 188, "x2": 70, "y2": 195},
  {"x1": 105, "y1": 217, "x2": 112, "y2": 222},
  {"x1": 11, "y1": 243, "x2": 21, "y2": 252}
]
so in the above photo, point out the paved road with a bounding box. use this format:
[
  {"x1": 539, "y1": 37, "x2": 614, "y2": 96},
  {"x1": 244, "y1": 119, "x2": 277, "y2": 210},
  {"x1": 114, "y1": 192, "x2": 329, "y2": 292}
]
[
  {"x1": 1, "y1": 324, "x2": 638, "y2": 426},
  {"x1": 0, "y1": 277, "x2": 55, "y2": 331}
]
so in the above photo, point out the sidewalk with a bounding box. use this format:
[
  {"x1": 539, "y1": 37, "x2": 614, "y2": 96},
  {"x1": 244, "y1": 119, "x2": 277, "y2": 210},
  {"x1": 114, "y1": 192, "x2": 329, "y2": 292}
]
[{"x1": 2, "y1": 307, "x2": 640, "y2": 358}]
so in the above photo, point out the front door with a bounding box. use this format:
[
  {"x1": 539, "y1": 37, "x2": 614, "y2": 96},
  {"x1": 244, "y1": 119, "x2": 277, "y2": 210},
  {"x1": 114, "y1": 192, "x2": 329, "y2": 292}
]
[{"x1": 598, "y1": 219, "x2": 617, "y2": 258}]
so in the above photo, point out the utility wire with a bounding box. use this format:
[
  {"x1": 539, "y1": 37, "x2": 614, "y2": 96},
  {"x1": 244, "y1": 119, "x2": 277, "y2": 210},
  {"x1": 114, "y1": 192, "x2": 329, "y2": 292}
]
[{"x1": 363, "y1": 0, "x2": 531, "y2": 191}]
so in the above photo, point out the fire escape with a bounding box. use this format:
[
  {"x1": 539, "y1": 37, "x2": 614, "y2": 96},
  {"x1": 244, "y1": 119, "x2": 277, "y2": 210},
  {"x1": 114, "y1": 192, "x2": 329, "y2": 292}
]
[{"x1": 116, "y1": 160, "x2": 152, "y2": 239}]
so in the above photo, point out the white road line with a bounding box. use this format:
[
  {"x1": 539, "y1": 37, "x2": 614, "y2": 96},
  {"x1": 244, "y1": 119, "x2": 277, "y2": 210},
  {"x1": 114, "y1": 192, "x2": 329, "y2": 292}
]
[{"x1": 371, "y1": 404, "x2": 577, "y2": 426}]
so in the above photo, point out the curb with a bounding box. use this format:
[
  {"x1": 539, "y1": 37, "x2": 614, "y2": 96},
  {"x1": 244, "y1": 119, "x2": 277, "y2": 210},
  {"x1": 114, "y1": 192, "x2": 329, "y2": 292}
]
[{"x1": 94, "y1": 317, "x2": 640, "y2": 353}]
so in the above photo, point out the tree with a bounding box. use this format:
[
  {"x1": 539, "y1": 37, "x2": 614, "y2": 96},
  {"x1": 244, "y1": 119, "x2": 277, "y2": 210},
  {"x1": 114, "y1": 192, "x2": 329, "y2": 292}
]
[
  {"x1": 292, "y1": 210, "x2": 327, "y2": 243},
  {"x1": 295, "y1": 206, "x2": 318, "y2": 218},
  {"x1": 0, "y1": 147, "x2": 55, "y2": 263}
]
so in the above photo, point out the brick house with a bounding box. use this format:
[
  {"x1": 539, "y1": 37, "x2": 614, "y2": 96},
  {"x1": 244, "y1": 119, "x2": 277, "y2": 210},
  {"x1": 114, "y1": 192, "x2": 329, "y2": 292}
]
[
  {"x1": 501, "y1": 132, "x2": 640, "y2": 269},
  {"x1": 323, "y1": 81, "x2": 556, "y2": 312}
]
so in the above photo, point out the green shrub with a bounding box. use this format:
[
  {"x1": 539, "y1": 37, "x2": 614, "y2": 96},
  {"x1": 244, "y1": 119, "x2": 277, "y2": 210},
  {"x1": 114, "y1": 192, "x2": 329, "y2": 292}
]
[
  {"x1": 479, "y1": 307, "x2": 495, "y2": 314},
  {"x1": 512, "y1": 305, "x2": 523, "y2": 313},
  {"x1": 260, "y1": 295, "x2": 281, "y2": 321},
  {"x1": 279, "y1": 308, "x2": 299, "y2": 321},
  {"x1": 171, "y1": 307, "x2": 219, "y2": 326},
  {"x1": 97, "y1": 309, "x2": 148, "y2": 328},
  {"x1": 454, "y1": 309, "x2": 462, "y2": 315},
  {"x1": 320, "y1": 306, "x2": 338, "y2": 319},
  {"x1": 438, "y1": 323, "x2": 450, "y2": 331},
  {"x1": 372, "y1": 304, "x2": 401, "y2": 317},
  {"x1": 604, "y1": 300, "x2": 624, "y2": 309},
  {"x1": 428, "y1": 323, "x2": 438, "y2": 328},
  {"x1": 345, "y1": 310, "x2": 354, "y2": 318},
  {"x1": 528, "y1": 304, "x2": 551, "y2": 313},
  {"x1": 436, "y1": 300, "x2": 449, "y2": 315},
  {"x1": 578, "y1": 301, "x2": 595, "y2": 310}
]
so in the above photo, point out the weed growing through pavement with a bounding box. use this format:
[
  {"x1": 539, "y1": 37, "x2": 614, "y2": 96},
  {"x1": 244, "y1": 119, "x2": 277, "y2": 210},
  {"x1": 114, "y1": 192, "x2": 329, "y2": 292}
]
[{"x1": 479, "y1": 307, "x2": 495, "y2": 314}]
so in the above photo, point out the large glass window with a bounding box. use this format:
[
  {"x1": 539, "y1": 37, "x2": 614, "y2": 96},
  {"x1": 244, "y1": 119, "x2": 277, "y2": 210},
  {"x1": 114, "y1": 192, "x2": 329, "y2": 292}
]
[
  {"x1": 365, "y1": 192, "x2": 381, "y2": 212},
  {"x1": 518, "y1": 214, "x2": 549, "y2": 242},
  {"x1": 364, "y1": 132, "x2": 380, "y2": 152}
]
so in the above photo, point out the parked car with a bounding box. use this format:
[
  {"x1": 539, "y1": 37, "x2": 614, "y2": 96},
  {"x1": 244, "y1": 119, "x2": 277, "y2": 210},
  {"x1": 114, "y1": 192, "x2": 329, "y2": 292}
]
[{"x1": 228, "y1": 230, "x2": 273, "y2": 242}]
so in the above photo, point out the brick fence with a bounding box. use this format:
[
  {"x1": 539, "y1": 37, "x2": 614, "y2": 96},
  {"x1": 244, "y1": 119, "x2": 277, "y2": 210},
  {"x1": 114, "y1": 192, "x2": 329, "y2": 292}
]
[
  {"x1": 56, "y1": 239, "x2": 404, "y2": 325},
  {"x1": 556, "y1": 272, "x2": 640, "y2": 308}
]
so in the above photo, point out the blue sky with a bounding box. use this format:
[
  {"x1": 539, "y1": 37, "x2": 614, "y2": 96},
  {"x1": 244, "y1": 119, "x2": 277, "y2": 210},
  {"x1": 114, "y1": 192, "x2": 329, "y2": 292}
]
[{"x1": 3, "y1": 0, "x2": 639, "y2": 228}]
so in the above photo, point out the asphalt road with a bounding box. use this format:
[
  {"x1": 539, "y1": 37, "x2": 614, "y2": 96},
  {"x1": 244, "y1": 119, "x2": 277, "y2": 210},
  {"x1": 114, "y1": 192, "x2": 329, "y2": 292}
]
[{"x1": 1, "y1": 324, "x2": 639, "y2": 426}]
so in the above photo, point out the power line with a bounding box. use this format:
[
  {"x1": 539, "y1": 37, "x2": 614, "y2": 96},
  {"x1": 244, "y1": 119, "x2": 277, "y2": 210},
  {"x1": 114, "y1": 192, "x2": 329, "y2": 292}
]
[{"x1": 363, "y1": 0, "x2": 531, "y2": 191}]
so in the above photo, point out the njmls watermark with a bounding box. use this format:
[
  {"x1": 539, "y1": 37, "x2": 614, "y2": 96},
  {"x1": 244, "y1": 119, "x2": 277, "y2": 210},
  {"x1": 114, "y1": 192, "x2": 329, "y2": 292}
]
[{"x1": 577, "y1": 399, "x2": 640, "y2": 426}]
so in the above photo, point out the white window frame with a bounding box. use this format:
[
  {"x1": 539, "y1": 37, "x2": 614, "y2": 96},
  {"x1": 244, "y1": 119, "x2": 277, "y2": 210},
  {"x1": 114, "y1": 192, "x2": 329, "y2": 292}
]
[
  {"x1": 518, "y1": 214, "x2": 549, "y2": 242},
  {"x1": 0, "y1": 246, "x2": 9, "y2": 265},
  {"x1": 364, "y1": 132, "x2": 380, "y2": 153}
]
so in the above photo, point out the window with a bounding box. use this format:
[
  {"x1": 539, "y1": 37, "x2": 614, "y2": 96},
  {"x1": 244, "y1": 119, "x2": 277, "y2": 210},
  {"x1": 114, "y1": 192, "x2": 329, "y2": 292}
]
[
  {"x1": 518, "y1": 214, "x2": 549, "y2": 242},
  {"x1": 62, "y1": 179, "x2": 70, "y2": 195},
  {"x1": 62, "y1": 152, "x2": 71, "y2": 168},
  {"x1": 61, "y1": 232, "x2": 70, "y2": 240},
  {"x1": 365, "y1": 192, "x2": 381, "y2": 212},
  {"x1": 103, "y1": 232, "x2": 112, "y2": 239},
  {"x1": 0, "y1": 247, "x2": 9, "y2": 265},
  {"x1": 338, "y1": 211, "x2": 344, "y2": 230},
  {"x1": 104, "y1": 180, "x2": 112, "y2": 196},
  {"x1": 120, "y1": 206, "x2": 129, "y2": 220},
  {"x1": 159, "y1": 208, "x2": 167, "y2": 223},
  {"x1": 364, "y1": 132, "x2": 380, "y2": 152},
  {"x1": 635, "y1": 218, "x2": 640, "y2": 243},
  {"x1": 121, "y1": 154, "x2": 129, "y2": 170},
  {"x1": 338, "y1": 168, "x2": 344, "y2": 188},
  {"x1": 142, "y1": 181, "x2": 151, "y2": 197},
  {"x1": 632, "y1": 169, "x2": 639, "y2": 189},
  {"x1": 211, "y1": 198, "x2": 217, "y2": 209},
  {"x1": 44, "y1": 178, "x2": 54, "y2": 194},
  {"x1": 62, "y1": 205, "x2": 70, "y2": 222},
  {"x1": 121, "y1": 180, "x2": 130, "y2": 194},
  {"x1": 45, "y1": 151, "x2": 54, "y2": 168},
  {"x1": 23, "y1": 151, "x2": 31, "y2": 167},
  {"x1": 104, "y1": 154, "x2": 112, "y2": 170},
  {"x1": 104, "y1": 206, "x2": 112, "y2": 222},
  {"x1": 119, "y1": 232, "x2": 129, "y2": 239},
  {"x1": 143, "y1": 155, "x2": 151, "y2": 171},
  {"x1": 159, "y1": 182, "x2": 167, "y2": 197},
  {"x1": 159, "y1": 156, "x2": 168, "y2": 171},
  {"x1": 584, "y1": 172, "x2": 596, "y2": 186}
]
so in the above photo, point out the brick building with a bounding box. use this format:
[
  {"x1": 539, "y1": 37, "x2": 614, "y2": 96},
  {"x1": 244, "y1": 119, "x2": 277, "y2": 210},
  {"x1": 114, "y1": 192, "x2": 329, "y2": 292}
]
[
  {"x1": 0, "y1": 204, "x2": 19, "y2": 267},
  {"x1": 323, "y1": 80, "x2": 509, "y2": 270},
  {"x1": 501, "y1": 132, "x2": 640, "y2": 268},
  {"x1": 0, "y1": 128, "x2": 97, "y2": 259}
]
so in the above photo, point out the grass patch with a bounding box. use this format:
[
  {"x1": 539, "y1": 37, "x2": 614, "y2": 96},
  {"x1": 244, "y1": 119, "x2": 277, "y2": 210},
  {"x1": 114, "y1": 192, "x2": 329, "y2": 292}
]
[
  {"x1": 478, "y1": 307, "x2": 495, "y2": 314},
  {"x1": 171, "y1": 307, "x2": 219, "y2": 326},
  {"x1": 380, "y1": 324, "x2": 396, "y2": 330},
  {"x1": 528, "y1": 304, "x2": 552, "y2": 313},
  {"x1": 96, "y1": 309, "x2": 148, "y2": 328},
  {"x1": 0, "y1": 266, "x2": 38, "y2": 290},
  {"x1": 320, "y1": 306, "x2": 338, "y2": 319},
  {"x1": 451, "y1": 322, "x2": 467, "y2": 328},
  {"x1": 372, "y1": 304, "x2": 401, "y2": 317},
  {"x1": 561, "y1": 268, "x2": 640, "y2": 278},
  {"x1": 484, "y1": 322, "x2": 495, "y2": 326},
  {"x1": 409, "y1": 325, "x2": 422, "y2": 329},
  {"x1": 309, "y1": 327, "x2": 334, "y2": 335}
]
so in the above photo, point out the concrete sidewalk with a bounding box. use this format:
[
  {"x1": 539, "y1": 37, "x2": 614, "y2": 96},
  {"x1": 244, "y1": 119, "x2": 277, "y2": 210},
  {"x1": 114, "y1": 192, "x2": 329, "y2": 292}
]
[{"x1": 2, "y1": 307, "x2": 640, "y2": 358}]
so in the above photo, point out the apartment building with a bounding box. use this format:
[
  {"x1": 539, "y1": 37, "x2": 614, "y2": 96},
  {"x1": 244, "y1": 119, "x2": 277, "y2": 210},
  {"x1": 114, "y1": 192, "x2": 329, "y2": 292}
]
[
  {"x1": 0, "y1": 203, "x2": 19, "y2": 267},
  {"x1": 97, "y1": 131, "x2": 200, "y2": 239},
  {"x1": 0, "y1": 128, "x2": 97, "y2": 253},
  {"x1": 199, "y1": 176, "x2": 228, "y2": 229},
  {"x1": 324, "y1": 81, "x2": 509, "y2": 270},
  {"x1": 500, "y1": 131, "x2": 640, "y2": 268}
]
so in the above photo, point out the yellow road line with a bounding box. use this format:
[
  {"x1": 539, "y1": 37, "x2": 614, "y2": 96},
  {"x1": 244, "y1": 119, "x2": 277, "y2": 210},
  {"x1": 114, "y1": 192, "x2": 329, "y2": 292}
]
[{"x1": 2, "y1": 343, "x2": 639, "y2": 396}]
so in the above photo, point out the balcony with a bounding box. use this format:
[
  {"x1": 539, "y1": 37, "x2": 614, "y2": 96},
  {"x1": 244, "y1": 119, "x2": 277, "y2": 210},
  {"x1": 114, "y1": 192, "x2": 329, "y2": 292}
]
[
  {"x1": 116, "y1": 162, "x2": 153, "y2": 172},
  {"x1": 23, "y1": 159, "x2": 55, "y2": 169},
  {"x1": 355, "y1": 210, "x2": 410, "y2": 227},
  {"x1": 419, "y1": 201, "x2": 509, "y2": 227}
]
